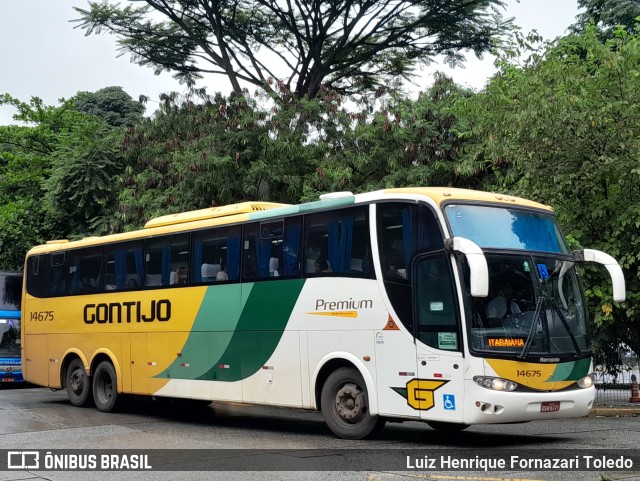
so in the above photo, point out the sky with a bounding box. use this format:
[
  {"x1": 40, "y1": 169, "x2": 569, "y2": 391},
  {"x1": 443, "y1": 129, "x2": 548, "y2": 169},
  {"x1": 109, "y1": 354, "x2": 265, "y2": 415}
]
[{"x1": 0, "y1": 1, "x2": 581, "y2": 125}]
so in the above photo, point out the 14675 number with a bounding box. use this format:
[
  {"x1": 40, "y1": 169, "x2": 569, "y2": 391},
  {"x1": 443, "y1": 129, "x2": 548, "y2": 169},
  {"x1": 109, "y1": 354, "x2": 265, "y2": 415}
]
[{"x1": 30, "y1": 311, "x2": 54, "y2": 322}]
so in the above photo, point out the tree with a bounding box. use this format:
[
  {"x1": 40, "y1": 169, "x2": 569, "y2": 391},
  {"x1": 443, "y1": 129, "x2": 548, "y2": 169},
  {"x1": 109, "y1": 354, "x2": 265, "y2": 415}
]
[
  {"x1": 74, "y1": 0, "x2": 510, "y2": 100},
  {"x1": 0, "y1": 95, "x2": 77, "y2": 268},
  {"x1": 73, "y1": 86, "x2": 145, "y2": 127},
  {"x1": 455, "y1": 26, "x2": 640, "y2": 334},
  {"x1": 573, "y1": 0, "x2": 640, "y2": 35},
  {"x1": 0, "y1": 94, "x2": 124, "y2": 268},
  {"x1": 45, "y1": 117, "x2": 123, "y2": 233},
  {"x1": 302, "y1": 73, "x2": 479, "y2": 196},
  {"x1": 112, "y1": 89, "x2": 319, "y2": 230}
]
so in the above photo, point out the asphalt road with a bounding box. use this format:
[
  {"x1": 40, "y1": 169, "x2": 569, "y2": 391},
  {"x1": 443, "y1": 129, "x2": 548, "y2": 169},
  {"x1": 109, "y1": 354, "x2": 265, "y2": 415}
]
[{"x1": 0, "y1": 384, "x2": 639, "y2": 481}]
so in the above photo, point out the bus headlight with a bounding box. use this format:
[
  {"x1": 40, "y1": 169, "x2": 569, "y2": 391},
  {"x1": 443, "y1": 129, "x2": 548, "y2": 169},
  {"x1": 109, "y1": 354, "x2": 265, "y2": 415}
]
[
  {"x1": 473, "y1": 376, "x2": 518, "y2": 392},
  {"x1": 577, "y1": 374, "x2": 595, "y2": 389}
]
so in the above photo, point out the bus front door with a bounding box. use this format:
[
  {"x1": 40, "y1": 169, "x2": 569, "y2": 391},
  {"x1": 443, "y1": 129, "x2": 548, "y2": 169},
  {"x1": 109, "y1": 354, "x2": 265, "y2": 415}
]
[{"x1": 413, "y1": 253, "x2": 465, "y2": 424}]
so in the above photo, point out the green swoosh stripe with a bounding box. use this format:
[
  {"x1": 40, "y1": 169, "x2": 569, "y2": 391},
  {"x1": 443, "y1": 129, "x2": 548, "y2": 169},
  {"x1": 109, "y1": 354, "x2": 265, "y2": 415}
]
[
  {"x1": 156, "y1": 279, "x2": 305, "y2": 381},
  {"x1": 196, "y1": 279, "x2": 305, "y2": 381},
  {"x1": 546, "y1": 357, "x2": 591, "y2": 382}
]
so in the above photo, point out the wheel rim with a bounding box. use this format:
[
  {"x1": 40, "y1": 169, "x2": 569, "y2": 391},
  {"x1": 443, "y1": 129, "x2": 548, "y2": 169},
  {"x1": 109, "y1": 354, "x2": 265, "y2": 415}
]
[
  {"x1": 334, "y1": 381, "x2": 365, "y2": 423},
  {"x1": 96, "y1": 371, "x2": 114, "y2": 404},
  {"x1": 70, "y1": 368, "x2": 85, "y2": 396}
]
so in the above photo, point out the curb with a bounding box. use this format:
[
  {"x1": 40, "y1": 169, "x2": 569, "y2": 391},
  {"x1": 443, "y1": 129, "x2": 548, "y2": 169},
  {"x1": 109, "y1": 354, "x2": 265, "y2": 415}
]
[{"x1": 589, "y1": 406, "x2": 640, "y2": 417}]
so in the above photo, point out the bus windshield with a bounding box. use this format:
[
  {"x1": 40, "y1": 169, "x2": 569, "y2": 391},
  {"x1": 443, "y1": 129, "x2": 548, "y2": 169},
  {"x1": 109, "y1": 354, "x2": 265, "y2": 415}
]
[
  {"x1": 445, "y1": 204, "x2": 571, "y2": 254},
  {"x1": 0, "y1": 272, "x2": 22, "y2": 362},
  {"x1": 466, "y1": 254, "x2": 589, "y2": 359}
]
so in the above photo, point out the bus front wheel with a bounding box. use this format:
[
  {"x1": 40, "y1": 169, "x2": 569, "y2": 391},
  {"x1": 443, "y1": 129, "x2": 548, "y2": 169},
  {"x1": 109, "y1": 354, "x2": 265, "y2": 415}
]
[
  {"x1": 320, "y1": 367, "x2": 385, "y2": 439},
  {"x1": 93, "y1": 361, "x2": 120, "y2": 412},
  {"x1": 66, "y1": 358, "x2": 92, "y2": 407}
]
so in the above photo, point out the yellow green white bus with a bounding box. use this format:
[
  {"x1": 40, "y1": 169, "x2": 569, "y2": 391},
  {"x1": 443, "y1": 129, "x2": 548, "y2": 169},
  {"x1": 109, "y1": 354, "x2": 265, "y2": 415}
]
[{"x1": 21, "y1": 187, "x2": 625, "y2": 439}]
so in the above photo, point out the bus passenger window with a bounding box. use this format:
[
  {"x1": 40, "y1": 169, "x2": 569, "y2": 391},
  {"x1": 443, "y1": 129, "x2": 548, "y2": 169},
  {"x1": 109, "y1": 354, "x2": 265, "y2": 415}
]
[
  {"x1": 105, "y1": 242, "x2": 143, "y2": 291},
  {"x1": 303, "y1": 206, "x2": 371, "y2": 278},
  {"x1": 47, "y1": 253, "x2": 67, "y2": 297},
  {"x1": 282, "y1": 217, "x2": 301, "y2": 277},
  {"x1": 243, "y1": 223, "x2": 273, "y2": 281},
  {"x1": 26, "y1": 255, "x2": 47, "y2": 298},
  {"x1": 67, "y1": 248, "x2": 103, "y2": 296},
  {"x1": 145, "y1": 234, "x2": 189, "y2": 287},
  {"x1": 377, "y1": 203, "x2": 443, "y2": 283},
  {"x1": 376, "y1": 202, "x2": 443, "y2": 332},
  {"x1": 193, "y1": 226, "x2": 241, "y2": 284}
]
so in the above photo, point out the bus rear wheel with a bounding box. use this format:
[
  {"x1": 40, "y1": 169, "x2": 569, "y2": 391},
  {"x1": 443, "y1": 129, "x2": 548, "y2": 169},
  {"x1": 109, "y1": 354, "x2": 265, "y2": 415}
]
[
  {"x1": 66, "y1": 358, "x2": 92, "y2": 407},
  {"x1": 321, "y1": 366, "x2": 385, "y2": 439},
  {"x1": 93, "y1": 361, "x2": 120, "y2": 412}
]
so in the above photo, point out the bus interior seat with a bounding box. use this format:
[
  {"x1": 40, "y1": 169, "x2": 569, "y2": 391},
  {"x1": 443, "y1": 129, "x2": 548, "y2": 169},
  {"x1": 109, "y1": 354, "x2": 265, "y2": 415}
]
[
  {"x1": 145, "y1": 273, "x2": 162, "y2": 287},
  {"x1": 169, "y1": 271, "x2": 178, "y2": 285},
  {"x1": 269, "y1": 257, "x2": 279, "y2": 277},
  {"x1": 306, "y1": 259, "x2": 316, "y2": 274},
  {"x1": 201, "y1": 263, "x2": 221, "y2": 281}
]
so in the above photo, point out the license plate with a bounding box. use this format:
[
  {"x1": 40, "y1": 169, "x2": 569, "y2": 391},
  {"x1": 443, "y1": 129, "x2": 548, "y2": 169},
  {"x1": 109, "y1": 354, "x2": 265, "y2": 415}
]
[{"x1": 541, "y1": 401, "x2": 560, "y2": 412}]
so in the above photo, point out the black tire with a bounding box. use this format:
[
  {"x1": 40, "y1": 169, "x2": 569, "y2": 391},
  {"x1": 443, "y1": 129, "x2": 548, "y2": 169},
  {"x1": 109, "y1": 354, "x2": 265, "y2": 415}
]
[
  {"x1": 65, "y1": 358, "x2": 93, "y2": 407},
  {"x1": 92, "y1": 361, "x2": 120, "y2": 412},
  {"x1": 320, "y1": 366, "x2": 385, "y2": 439},
  {"x1": 427, "y1": 420, "x2": 470, "y2": 432}
]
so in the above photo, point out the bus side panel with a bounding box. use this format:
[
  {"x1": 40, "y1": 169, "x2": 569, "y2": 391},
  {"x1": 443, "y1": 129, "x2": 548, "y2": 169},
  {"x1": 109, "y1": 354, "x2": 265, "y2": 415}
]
[
  {"x1": 120, "y1": 333, "x2": 132, "y2": 392},
  {"x1": 134, "y1": 332, "x2": 186, "y2": 396},
  {"x1": 299, "y1": 330, "x2": 311, "y2": 407},
  {"x1": 374, "y1": 329, "x2": 421, "y2": 419},
  {"x1": 129, "y1": 332, "x2": 148, "y2": 394},
  {"x1": 23, "y1": 334, "x2": 48, "y2": 387},
  {"x1": 307, "y1": 330, "x2": 376, "y2": 392},
  {"x1": 241, "y1": 330, "x2": 302, "y2": 406}
]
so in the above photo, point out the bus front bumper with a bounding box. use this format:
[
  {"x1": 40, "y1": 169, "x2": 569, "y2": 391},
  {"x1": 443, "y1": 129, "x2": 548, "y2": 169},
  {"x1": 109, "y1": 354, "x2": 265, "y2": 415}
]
[
  {"x1": 0, "y1": 369, "x2": 24, "y2": 383},
  {"x1": 462, "y1": 380, "x2": 595, "y2": 425}
]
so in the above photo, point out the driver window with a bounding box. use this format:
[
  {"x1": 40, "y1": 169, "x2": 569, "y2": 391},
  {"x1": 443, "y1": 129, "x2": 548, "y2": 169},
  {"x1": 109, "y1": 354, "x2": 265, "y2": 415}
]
[{"x1": 414, "y1": 254, "x2": 461, "y2": 351}]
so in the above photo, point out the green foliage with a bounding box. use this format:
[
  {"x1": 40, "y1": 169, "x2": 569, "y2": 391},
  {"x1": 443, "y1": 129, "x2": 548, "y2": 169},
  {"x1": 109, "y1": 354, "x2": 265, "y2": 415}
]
[
  {"x1": 303, "y1": 74, "x2": 480, "y2": 197},
  {"x1": 574, "y1": 0, "x2": 640, "y2": 35},
  {"x1": 0, "y1": 200, "x2": 47, "y2": 270},
  {"x1": 45, "y1": 117, "x2": 123, "y2": 234},
  {"x1": 0, "y1": 92, "x2": 125, "y2": 267},
  {"x1": 73, "y1": 0, "x2": 510, "y2": 100},
  {"x1": 73, "y1": 86, "x2": 145, "y2": 127},
  {"x1": 112, "y1": 90, "x2": 319, "y2": 229},
  {"x1": 456, "y1": 25, "x2": 640, "y2": 331},
  {"x1": 0, "y1": 95, "x2": 73, "y2": 268},
  {"x1": 111, "y1": 76, "x2": 487, "y2": 228}
]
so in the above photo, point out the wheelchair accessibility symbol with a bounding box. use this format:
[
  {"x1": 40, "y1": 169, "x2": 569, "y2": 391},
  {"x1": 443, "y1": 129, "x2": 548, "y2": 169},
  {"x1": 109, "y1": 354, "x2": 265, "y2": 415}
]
[{"x1": 443, "y1": 394, "x2": 456, "y2": 410}]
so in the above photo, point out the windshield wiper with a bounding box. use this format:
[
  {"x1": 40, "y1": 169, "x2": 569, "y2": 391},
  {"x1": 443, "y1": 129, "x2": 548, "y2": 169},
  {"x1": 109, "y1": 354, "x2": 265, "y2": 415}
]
[
  {"x1": 518, "y1": 297, "x2": 544, "y2": 359},
  {"x1": 549, "y1": 299, "x2": 582, "y2": 356}
]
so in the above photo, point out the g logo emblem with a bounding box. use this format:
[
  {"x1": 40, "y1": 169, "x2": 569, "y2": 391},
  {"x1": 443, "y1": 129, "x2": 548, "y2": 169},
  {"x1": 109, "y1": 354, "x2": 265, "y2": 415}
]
[{"x1": 406, "y1": 379, "x2": 447, "y2": 410}]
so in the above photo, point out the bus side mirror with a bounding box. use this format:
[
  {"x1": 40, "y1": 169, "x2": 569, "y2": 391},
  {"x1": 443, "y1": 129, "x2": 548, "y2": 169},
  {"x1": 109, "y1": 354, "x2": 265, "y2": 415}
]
[
  {"x1": 445, "y1": 237, "x2": 489, "y2": 298},
  {"x1": 575, "y1": 249, "x2": 626, "y2": 302}
]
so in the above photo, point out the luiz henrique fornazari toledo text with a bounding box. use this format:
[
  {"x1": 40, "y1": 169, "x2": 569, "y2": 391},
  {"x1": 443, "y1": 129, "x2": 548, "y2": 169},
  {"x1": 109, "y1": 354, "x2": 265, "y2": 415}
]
[{"x1": 406, "y1": 454, "x2": 634, "y2": 471}]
